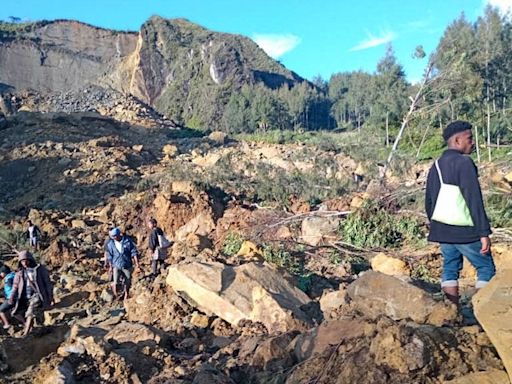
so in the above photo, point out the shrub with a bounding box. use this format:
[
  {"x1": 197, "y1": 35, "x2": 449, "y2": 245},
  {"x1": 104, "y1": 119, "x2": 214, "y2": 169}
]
[
  {"x1": 341, "y1": 200, "x2": 424, "y2": 248},
  {"x1": 222, "y1": 232, "x2": 244, "y2": 256}
]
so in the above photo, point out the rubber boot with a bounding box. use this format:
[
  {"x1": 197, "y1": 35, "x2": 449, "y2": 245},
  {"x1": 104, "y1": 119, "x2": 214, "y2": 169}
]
[{"x1": 442, "y1": 286, "x2": 459, "y2": 306}]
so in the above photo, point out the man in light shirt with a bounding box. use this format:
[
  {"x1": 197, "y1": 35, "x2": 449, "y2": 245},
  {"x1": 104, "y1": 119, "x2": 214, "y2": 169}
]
[{"x1": 105, "y1": 227, "x2": 139, "y2": 300}]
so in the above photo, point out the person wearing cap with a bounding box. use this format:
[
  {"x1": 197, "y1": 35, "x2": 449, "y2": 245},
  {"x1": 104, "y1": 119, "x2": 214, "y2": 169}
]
[
  {"x1": 9, "y1": 251, "x2": 53, "y2": 337},
  {"x1": 0, "y1": 265, "x2": 16, "y2": 330},
  {"x1": 425, "y1": 120, "x2": 495, "y2": 306},
  {"x1": 105, "y1": 227, "x2": 139, "y2": 300}
]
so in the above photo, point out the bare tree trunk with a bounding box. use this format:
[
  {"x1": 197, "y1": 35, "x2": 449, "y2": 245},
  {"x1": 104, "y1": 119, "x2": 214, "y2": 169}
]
[
  {"x1": 487, "y1": 103, "x2": 492, "y2": 162},
  {"x1": 416, "y1": 123, "x2": 431, "y2": 159},
  {"x1": 475, "y1": 125, "x2": 481, "y2": 163},
  {"x1": 381, "y1": 61, "x2": 434, "y2": 179},
  {"x1": 385, "y1": 112, "x2": 389, "y2": 147}
]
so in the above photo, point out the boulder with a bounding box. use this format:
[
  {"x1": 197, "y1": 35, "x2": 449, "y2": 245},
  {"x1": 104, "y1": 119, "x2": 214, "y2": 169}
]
[
  {"x1": 44, "y1": 307, "x2": 88, "y2": 326},
  {"x1": 104, "y1": 321, "x2": 168, "y2": 346},
  {"x1": 319, "y1": 289, "x2": 348, "y2": 316},
  {"x1": 293, "y1": 318, "x2": 375, "y2": 361},
  {"x1": 34, "y1": 360, "x2": 75, "y2": 384},
  {"x1": 370, "y1": 253, "x2": 410, "y2": 277},
  {"x1": 473, "y1": 269, "x2": 512, "y2": 382},
  {"x1": 301, "y1": 216, "x2": 341, "y2": 246},
  {"x1": 445, "y1": 370, "x2": 510, "y2": 384},
  {"x1": 346, "y1": 271, "x2": 457, "y2": 326},
  {"x1": 166, "y1": 262, "x2": 313, "y2": 332},
  {"x1": 57, "y1": 325, "x2": 110, "y2": 359}
]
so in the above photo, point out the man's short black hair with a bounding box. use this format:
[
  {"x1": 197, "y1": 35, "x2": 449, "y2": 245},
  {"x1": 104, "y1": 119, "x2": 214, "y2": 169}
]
[{"x1": 443, "y1": 120, "x2": 472, "y2": 142}]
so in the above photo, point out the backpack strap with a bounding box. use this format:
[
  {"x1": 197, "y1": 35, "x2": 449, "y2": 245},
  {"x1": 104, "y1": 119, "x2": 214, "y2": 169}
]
[{"x1": 434, "y1": 160, "x2": 445, "y2": 185}]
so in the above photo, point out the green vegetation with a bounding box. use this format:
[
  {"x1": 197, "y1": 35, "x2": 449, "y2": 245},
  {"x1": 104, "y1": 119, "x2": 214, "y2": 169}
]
[
  {"x1": 262, "y1": 244, "x2": 312, "y2": 292},
  {"x1": 222, "y1": 232, "x2": 244, "y2": 256},
  {"x1": 486, "y1": 192, "x2": 512, "y2": 227},
  {"x1": 341, "y1": 201, "x2": 425, "y2": 249}
]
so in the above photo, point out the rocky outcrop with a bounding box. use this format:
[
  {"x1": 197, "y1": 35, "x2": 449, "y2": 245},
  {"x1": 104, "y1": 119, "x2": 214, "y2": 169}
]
[{"x1": 166, "y1": 262, "x2": 313, "y2": 332}]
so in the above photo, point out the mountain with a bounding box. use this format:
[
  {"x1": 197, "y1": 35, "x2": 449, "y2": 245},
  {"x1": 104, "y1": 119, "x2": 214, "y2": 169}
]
[{"x1": 0, "y1": 17, "x2": 305, "y2": 128}]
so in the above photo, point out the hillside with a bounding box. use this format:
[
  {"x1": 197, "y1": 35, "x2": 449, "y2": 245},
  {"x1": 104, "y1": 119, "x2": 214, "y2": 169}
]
[{"x1": 0, "y1": 17, "x2": 304, "y2": 129}]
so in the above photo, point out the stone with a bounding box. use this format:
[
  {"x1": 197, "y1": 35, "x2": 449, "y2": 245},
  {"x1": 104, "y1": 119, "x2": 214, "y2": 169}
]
[
  {"x1": 252, "y1": 332, "x2": 297, "y2": 370},
  {"x1": 44, "y1": 307, "x2": 88, "y2": 326},
  {"x1": 346, "y1": 271, "x2": 457, "y2": 326},
  {"x1": 235, "y1": 241, "x2": 263, "y2": 260},
  {"x1": 71, "y1": 219, "x2": 87, "y2": 229},
  {"x1": 473, "y1": 269, "x2": 512, "y2": 383},
  {"x1": 132, "y1": 144, "x2": 143, "y2": 152},
  {"x1": 319, "y1": 289, "x2": 348, "y2": 315},
  {"x1": 293, "y1": 318, "x2": 375, "y2": 361},
  {"x1": 300, "y1": 216, "x2": 341, "y2": 246},
  {"x1": 190, "y1": 312, "x2": 210, "y2": 328},
  {"x1": 34, "y1": 360, "x2": 75, "y2": 384},
  {"x1": 57, "y1": 325, "x2": 110, "y2": 359},
  {"x1": 162, "y1": 144, "x2": 178, "y2": 157},
  {"x1": 445, "y1": 370, "x2": 510, "y2": 384},
  {"x1": 166, "y1": 262, "x2": 313, "y2": 332},
  {"x1": 370, "y1": 253, "x2": 410, "y2": 277},
  {"x1": 369, "y1": 325, "x2": 431, "y2": 373},
  {"x1": 104, "y1": 321, "x2": 168, "y2": 346},
  {"x1": 208, "y1": 131, "x2": 228, "y2": 144},
  {"x1": 100, "y1": 288, "x2": 114, "y2": 303}
]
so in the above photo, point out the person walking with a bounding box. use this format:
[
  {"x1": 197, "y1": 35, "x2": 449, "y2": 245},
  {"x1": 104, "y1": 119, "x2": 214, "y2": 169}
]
[
  {"x1": 105, "y1": 227, "x2": 139, "y2": 300},
  {"x1": 9, "y1": 251, "x2": 53, "y2": 337},
  {"x1": 147, "y1": 218, "x2": 169, "y2": 276},
  {"x1": 425, "y1": 120, "x2": 495, "y2": 306},
  {"x1": 26, "y1": 220, "x2": 42, "y2": 250},
  {"x1": 0, "y1": 265, "x2": 16, "y2": 330}
]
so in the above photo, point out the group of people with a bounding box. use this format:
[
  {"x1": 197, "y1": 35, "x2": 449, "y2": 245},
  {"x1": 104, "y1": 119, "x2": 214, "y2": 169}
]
[
  {"x1": 0, "y1": 251, "x2": 53, "y2": 337},
  {"x1": 102, "y1": 218, "x2": 170, "y2": 301},
  {"x1": 0, "y1": 120, "x2": 499, "y2": 336},
  {"x1": 0, "y1": 217, "x2": 170, "y2": 336}
]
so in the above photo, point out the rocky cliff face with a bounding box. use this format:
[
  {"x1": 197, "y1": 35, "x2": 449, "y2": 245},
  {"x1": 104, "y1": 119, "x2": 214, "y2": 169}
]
[
  {"x1": 0, "y1": 20, "x2": 137, "y2": 92},
  {"x1": 0, "y1": 17, "x2": 304, "y2": 128}
]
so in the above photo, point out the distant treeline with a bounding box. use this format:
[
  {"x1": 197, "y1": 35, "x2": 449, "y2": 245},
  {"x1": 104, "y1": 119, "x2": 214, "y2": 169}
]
[{"x1": 217, "y1": 5, "x2": 512, "y2": 147}]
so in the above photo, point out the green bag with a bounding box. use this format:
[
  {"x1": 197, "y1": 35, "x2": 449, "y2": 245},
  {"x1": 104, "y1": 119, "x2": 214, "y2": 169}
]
[{"x1": 431, "y1": 160, "x2": 474, "y2": 226}]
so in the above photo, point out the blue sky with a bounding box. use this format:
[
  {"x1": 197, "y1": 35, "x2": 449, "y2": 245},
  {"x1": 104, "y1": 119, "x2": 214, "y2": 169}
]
[{"x1": 1, "y1": 0, "x2": 510, "y2": 83}]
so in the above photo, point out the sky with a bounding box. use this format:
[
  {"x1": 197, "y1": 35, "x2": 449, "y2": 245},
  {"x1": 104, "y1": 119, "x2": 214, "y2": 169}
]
[{"x1": 1, "y1": 0, "x2": 511, "y2": 83}]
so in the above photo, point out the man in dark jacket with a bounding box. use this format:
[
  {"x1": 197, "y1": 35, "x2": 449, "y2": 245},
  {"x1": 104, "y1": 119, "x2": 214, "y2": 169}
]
[
  {"x1": 105, "y1": 227, "x2": 139, "y2": 300},
  {"x1": 26, "y1": 220, "x2": 42, "y2": 250},
  {"x1": 147, "y1": 218, "x2": 169, "y2": 276},
  {"x1": 425, "y1": 120, "x2": 495, "y2": 305},
  {"x1": 9, "y1": 251, "x2": 53, "y2": 336}
]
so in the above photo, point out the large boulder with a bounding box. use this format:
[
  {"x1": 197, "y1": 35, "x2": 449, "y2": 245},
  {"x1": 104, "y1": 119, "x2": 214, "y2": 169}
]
[
  {"x1": 346, "y1": 271, "x2": 457, "y2": 326},
  {"x1": 445, "y1": 370, "x2": 510, "y2": 384},
  {"x1": 473, "y1": 269, "x2": 512, "y2": 382},
  {"x1": 166, "y1": 262, "x2": 313, "y2": 332}
]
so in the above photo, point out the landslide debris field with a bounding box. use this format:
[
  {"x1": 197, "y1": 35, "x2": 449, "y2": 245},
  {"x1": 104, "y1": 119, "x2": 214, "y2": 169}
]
[{"x1": 1, "y1": 94, "x2": 512, "y2": 384}]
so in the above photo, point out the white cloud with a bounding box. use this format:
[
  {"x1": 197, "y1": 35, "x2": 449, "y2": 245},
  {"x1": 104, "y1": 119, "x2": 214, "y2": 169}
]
[
  {"x1": 349, "y1": 31, "x2": 396, "y2": 52},
  {"x1": 485, "y1": 0, "x2": 512, "y2": 14},
  {"x1": 252, "y1": 34, "x2": 301, "y2": 59}
]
